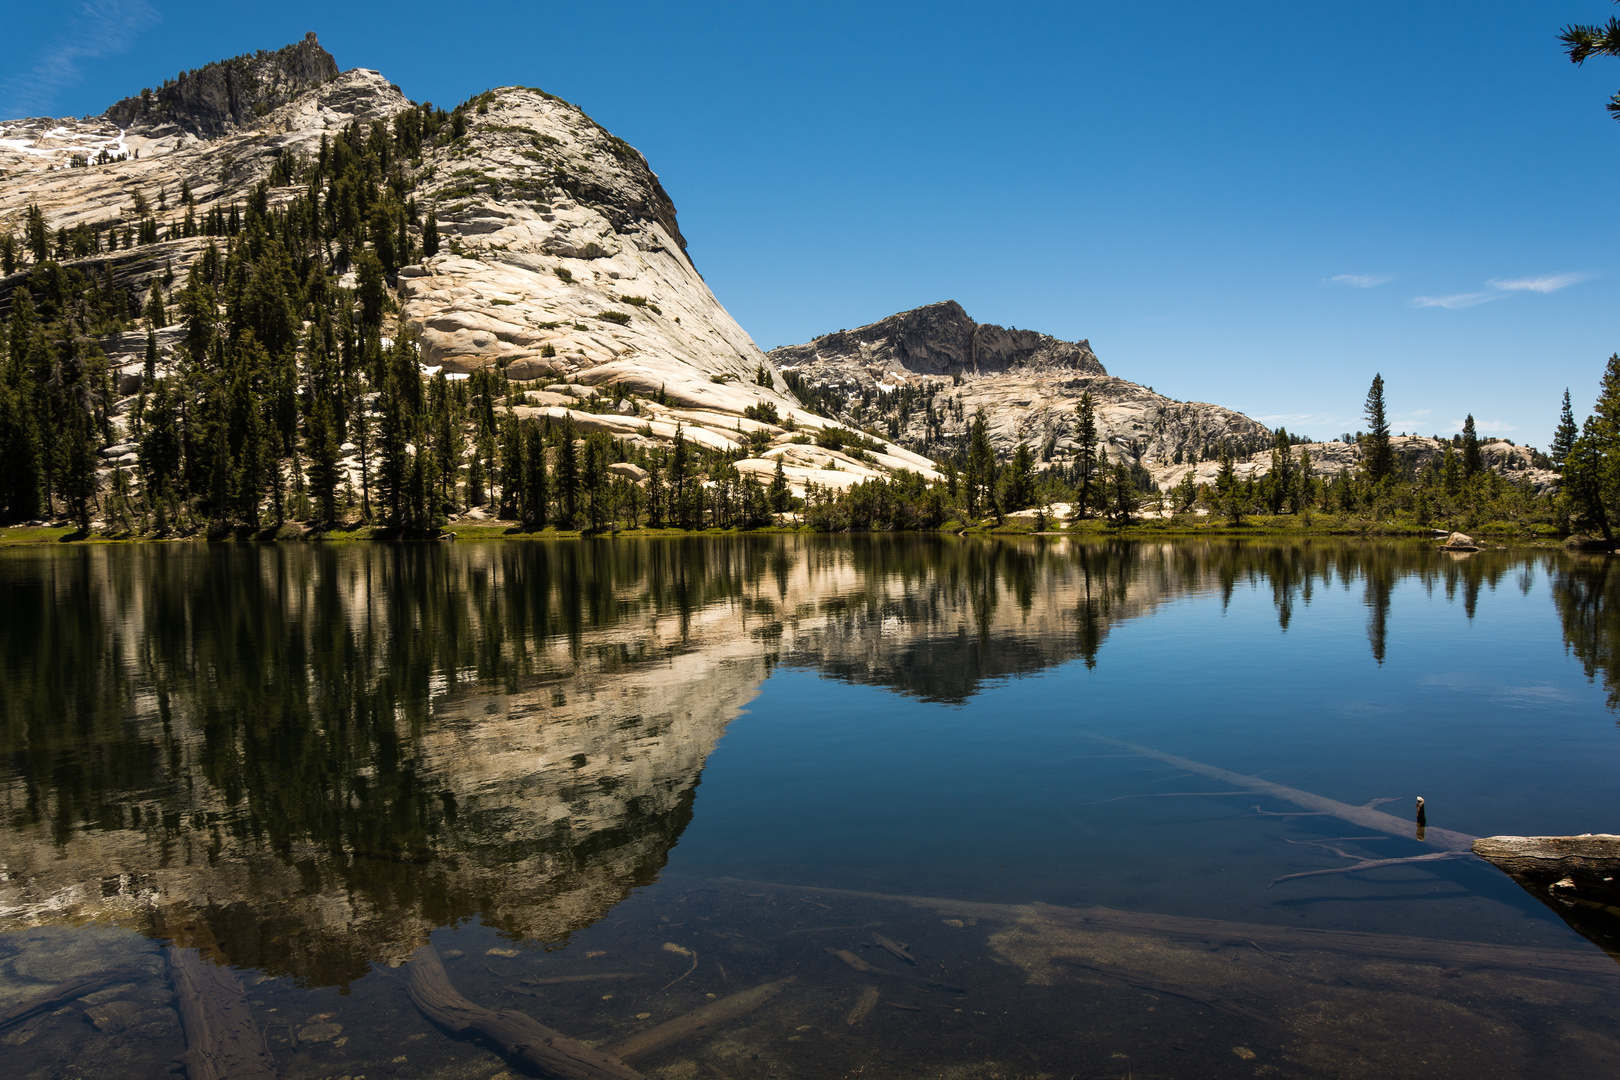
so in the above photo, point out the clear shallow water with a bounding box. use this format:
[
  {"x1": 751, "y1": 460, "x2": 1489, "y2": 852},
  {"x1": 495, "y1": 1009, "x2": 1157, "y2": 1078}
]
[{"x1": 3, "y1": 537, "x2": 1620, "y2": 1079}]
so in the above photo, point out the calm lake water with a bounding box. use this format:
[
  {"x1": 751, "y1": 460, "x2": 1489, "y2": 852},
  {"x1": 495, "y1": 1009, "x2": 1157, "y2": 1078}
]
[{"x1": 4, "y1": 537, "x2": 1620, "y2": 1079}]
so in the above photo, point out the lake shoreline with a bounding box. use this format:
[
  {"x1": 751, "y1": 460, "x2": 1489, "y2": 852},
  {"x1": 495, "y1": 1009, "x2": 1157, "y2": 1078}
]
[{"x1": 0, "y1": 516, "x2": 1573, "y2": 547}]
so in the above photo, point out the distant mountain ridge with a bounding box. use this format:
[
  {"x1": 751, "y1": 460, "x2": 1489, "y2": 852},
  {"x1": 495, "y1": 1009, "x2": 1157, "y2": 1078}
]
[{"x1": 770, "y1": 300, "x2": 1273, "y2": 480}]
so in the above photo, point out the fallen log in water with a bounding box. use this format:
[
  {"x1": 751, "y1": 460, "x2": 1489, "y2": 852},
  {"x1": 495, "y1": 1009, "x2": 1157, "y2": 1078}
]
[
  {"x1": 605, "y1": 979, "x2": 793, "y2": 1063},
  {"x1": 0, "y1": 972, "x2": 120, "y2": 1032},
  {"x1": 166, "y1": 947, "x2": 276, "y2": 1080},
  {"x1": 1054, "y1": 956, "x2": 1276, "y2": 1026},
  {"x1": 824, "y1": 947, "x2": 964, "y2": 992},
  {"x1": 715, "y1": 878, "x2": 1620, "y2": 977},
  {"x1": 1085, "y1": 734, "x2": 1479, "y2": 852},
  {"x1": 871, "y1": 933, "x2": 915, "y2": 964},
  {"x1": 844, "y1": 986, "x2": 880, "y2": 1026},
  {"x1": 406, "y1": 944, "x2": 643, "y2": 1080},
  {"x1": 1473, "y1": 834, "x2": 1620, "y2": 890},
  {"x1": 1270, "y1": 851, "x2": 1471, "y2": 886},
  {"x1": 1474, "y1": 835, "x2": 1620, "y2": 960}
]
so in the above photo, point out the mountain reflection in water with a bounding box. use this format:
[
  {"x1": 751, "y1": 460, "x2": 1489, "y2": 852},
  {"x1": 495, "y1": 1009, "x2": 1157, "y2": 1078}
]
[{"x1": 0, "y1": 537, "x2": 1614, "y2": 990}]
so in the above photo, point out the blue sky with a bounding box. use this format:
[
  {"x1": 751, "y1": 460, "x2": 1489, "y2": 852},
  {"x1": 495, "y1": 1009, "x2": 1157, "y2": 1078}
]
[{"x1": 7, "y1": 1, "x2": 1620, "y2": 448}]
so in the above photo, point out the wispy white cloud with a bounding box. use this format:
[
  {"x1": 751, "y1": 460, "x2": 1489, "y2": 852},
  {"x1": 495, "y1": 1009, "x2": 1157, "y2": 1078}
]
[
  {"x1": 1447, "y1": 418, "x2": 1515, "y2": 433},
  {"x1": 1410, "y1": 292, "x2": 1503, "y2": 309},
  {"x1": 1486, "y1": 272, "x2": 1593, "y2": 293},
  {"x1": 0, "y1": 1, "x2": 158, "y2": 119},
  {"x1": 1413, "y1": 271, "x2": 1594, "y2": 310},
  {"x1": 1329, "y1": 273, "x2": 1395, "y2": 288}
]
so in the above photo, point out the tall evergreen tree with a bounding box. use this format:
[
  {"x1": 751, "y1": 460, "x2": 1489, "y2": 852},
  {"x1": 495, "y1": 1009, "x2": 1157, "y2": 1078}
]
[
  {"x1": 305, "y1": 394, "x2": 341, "y2": 524},
  {"x1": 1362, "y1": 373, "x2": 1394, "y2": 483},
  {"x1": 1564, "y1": 354, "x2": 1620, "y2": 546},
  {"x1": 422, "y1": 209, "x2": 440, "y2": 257},
  {"x1": 1072, "y1": 392, "x2": 1098, "y2": 517},
  {"x1": 521, "y1": 419, "x2": 547, "y2": 527},
  {"x1": 1553, "y1": 388, "x2": 1579, "y2": 470},
  {"x1": 582, "y1": 431, "x2": 612, "y2": 530},
  {"x1": 964, "y1": 408, "x2": 995, "y2": 519},
  {"x1": 668, "y1": 425, "x2": 689, "y2": 528},
  {"x1": 1461, "y1": 414, "x2": 1483, "y2": 477},
  {"x1": 554, "y1": 419, "x2": 579, "y2": 526}
]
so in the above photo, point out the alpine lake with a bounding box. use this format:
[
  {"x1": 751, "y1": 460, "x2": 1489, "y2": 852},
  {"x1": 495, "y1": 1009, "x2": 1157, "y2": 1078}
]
[{"x1": 4, "y1": 535, "x2": 1620, "y2": 1080}]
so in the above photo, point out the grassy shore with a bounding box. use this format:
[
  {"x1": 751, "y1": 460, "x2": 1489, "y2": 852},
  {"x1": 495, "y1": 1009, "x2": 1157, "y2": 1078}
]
[{"x1": 0, "y1": 512, "x2": 1569, "y2": 547}]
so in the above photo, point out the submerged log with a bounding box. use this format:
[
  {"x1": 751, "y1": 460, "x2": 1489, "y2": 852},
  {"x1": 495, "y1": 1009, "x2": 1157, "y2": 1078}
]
[
  {"x1": 824, "y1": 947, "x2": 964, "y2": 992},
  {"x1": 871, "y1": 933, "x2": 916, "y2": 965},
  {"x1": 1087, "y1": 734, "x2": 1479, "y2": 851},
  {"x1": 1474, "y1": 835, "x2": 1620, "y2": 961},
  {"x1": 1055, "y1": 956, "x2": 1275, "y2": 1026},
  {"x1": 844, "y1": 986, "x2": 880, "y2": 1026},
  {"x1": 406, "y1": 944, "x2": 643, "y2": 1080},
  {"x1": 718, "y1": 878, "x2": 1620, "y2": 977},
  {"x1": 166, "y1": 947, "x2": 276, "y2": 1080},
  {"x1": 605, "y1": 979, "x2": 793, "y2": 1063},
  {"x1": 0, "y1": 972, "x2": 120, "y2": 1032}
]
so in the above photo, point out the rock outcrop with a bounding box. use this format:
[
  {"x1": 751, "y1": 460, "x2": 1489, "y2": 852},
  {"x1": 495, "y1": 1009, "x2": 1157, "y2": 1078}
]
[
  {"x1": 770, "y1": 302, "x2": 1272, "y2": 481},
  {"x1": 103, "y1": 32, "x2": 341, "y2": 138},
  {"x1": 771, "y1": 302, "x2": 1559, "y2": 494},
  {"x1": 0, "y1": 38, "x2": 942, "y2": 499}
]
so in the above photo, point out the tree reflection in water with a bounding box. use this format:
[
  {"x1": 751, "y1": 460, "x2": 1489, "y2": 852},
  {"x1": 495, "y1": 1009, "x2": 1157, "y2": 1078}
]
[{"x1": 0, "y1": 537, "x2": 1602, "y2": 986}]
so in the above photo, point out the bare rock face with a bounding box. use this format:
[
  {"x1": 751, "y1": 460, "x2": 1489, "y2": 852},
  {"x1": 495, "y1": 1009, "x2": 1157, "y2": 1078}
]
[
  {"x1": 771, "y1": 300, "x2": 1106, "y2": 381},
  {"x1": 103, "y1": 32, "x2": 340, "y2": 138},
  {"x1": 1, "y1": 42, "x2": 938, "y2": 497},
  {"x1": 770, "y1": 302, "x2": 1270, "y2": 476},
  {"x1": 397, "y1": 86, "x2": 938, "y2": 486}
]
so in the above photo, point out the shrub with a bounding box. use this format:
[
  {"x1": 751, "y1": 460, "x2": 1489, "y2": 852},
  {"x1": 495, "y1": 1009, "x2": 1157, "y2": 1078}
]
[
  {"x1": 600, "y1": 311, "x2": 631, "y2": 325},
  {"x1": 555, "y1": 267, "x2": 573, "y2": 283}
]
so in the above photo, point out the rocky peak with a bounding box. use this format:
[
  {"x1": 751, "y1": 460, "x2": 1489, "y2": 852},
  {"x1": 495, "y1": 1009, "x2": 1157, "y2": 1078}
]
[
  {"x1": 102, "y1": 32, "x2": 340, "y2": 138},
  {"x1": 773, "y1": 299, "x2": 1106, "y2": 379}
]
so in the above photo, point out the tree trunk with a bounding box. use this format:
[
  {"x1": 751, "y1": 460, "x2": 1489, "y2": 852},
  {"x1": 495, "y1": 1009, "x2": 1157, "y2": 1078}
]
[
  {"x1": 166, "y1": 946, "x2": 275, "y2": 1080},
  {"x1": 406, "y1": 944, "x2": 642, "y2": 1080}
]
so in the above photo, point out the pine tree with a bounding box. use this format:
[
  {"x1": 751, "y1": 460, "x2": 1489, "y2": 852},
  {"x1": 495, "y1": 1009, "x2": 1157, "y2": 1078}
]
[
  {"x1": 1215, "y1": 445, "x2": 1243, "y2": 524},
  {"x1": 1564, "y1": 354, "x2": 1620, "y2": 546},
  {"x1": 964, "y1": 409, "x2": 995, "y2": 519},
  {"x1": 1266, "y1": 427, "x2": 1296, "y2": 514},
  {"x1": 144, "y1": 280, "x2": 166, "y2": 329},
  {"x1": 582, "y1": 431, "x2": 611, "y2": 530},
  {"x1": 1362, "y1": 374, "x2": 1394, "y2": 483},
  {"x1": 376, "y1": 372, "x2": 410, "y2": 525},
  {"x1": 0, "y1": 376, "x2": 42, "y2": 522},
  {"x1": 305, "y1": 395, "x2": 341, "y2": 524},
  {"x1": 521, "y1": 419, "x2": 547, "y2": 527},
  {"x1": 24, "y1": 205, "x2": 48, "y2": 264},
  {"x1": 1553, "y1": 389, "x2": 1579, "y2": 470},
  {"x1": 1109, "y1": 460, "x2": 1136, "y2": 524},
  {"x1": 1071, "y1": 392, "x2": 1098, "y2": 518},
  {"x1": 554, "y1": 420, "x2": 579, "y2": 527},
  {"x1": 769, "y1": 456, "x2": 790, "y2": 514},
  {"x1": 423, "y1": 208, "x2": 440, "y2": 258},
  {"x1": 1461, "y1": 414, "x2": 1483, "y2": 477},
  {"x1": 1440, "y1": 441, "x2": 1462, "y2": 495},
  {"x1": 668, "y1": 425, "x2": 689, "y2": 528},
  {"x1": 1000, "y1": 442, "x2": 1035, "y2": 512}
]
